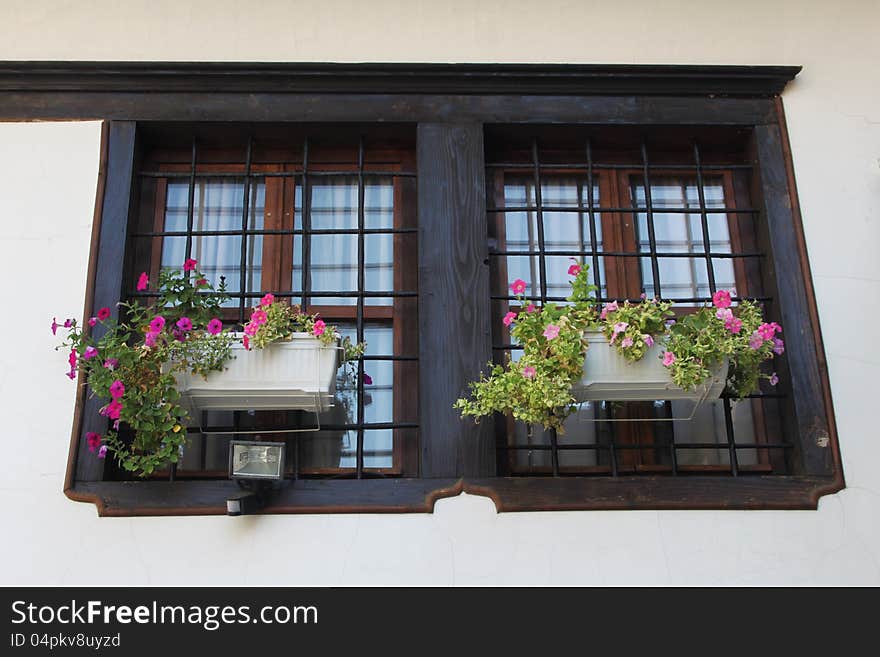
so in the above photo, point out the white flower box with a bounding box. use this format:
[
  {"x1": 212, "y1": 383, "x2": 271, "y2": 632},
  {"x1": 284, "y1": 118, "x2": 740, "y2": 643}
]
[
  {"x1": 572, "y1": 329, "x2": 728, "y2": 402},
  {"x1": 175, "y1": 332, "x2": 340, "y2": 416}
]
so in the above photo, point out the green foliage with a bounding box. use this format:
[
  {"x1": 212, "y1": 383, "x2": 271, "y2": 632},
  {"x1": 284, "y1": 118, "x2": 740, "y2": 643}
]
[
  {"x1": 600, "y1": 297, "x2": 673, "y2": 362},
  {"x1": 55, "y1": 265, "x2": 234, "y2": 476},
  {"x1": 454, "y1": 264, "x2": 597, "y2": 432}
]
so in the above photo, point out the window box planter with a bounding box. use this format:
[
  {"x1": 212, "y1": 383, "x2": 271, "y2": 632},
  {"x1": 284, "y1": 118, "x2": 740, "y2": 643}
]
[
  {"x1": 572, "y1": 329, "x2": 728, "y2": 402},
  {"x1": 175, "y1": 332, "x2": 340, "y2": 416}
]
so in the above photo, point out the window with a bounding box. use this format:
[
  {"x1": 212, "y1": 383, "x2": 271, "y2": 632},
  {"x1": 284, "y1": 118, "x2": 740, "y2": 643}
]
[
  {"x1": 124, "y1": 125, "x2": 419, "y2": 481},
  {"x1": 486, "y1": 126, "x2": 787, "y2": 477},
  {"x1": 5, "y1": 63, "x2": 837, "y2": 514}
]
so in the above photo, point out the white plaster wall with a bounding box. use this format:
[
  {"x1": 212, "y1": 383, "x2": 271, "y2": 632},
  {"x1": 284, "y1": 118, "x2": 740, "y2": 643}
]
[{"x1": 0, "y1": 0, "x2": 878, "y2": 585}]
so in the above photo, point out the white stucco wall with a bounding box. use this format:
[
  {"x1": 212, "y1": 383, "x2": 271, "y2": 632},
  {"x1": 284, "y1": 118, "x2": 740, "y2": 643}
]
[{"x1": 1, "y1": 0, "x2": 878, "y2": 585}]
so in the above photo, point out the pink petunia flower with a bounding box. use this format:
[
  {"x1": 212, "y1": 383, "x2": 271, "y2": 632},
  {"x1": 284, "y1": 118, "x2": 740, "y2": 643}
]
[
  {"x1": 712, "y1": 289, "x2": 732, "y2": 309},
  {"x1": 725, "y1": 317, "x2": 743, "y2": 334},
  {"x1": 621, "y1": 336, "x2": 634, "y2": 348},
  {"x1": 149, "y1": 316, "x2": 166, "y2": 333},
  {"x1": 543, "y1": 324, "x2": 560, "y2": 340},
  {"x1": 510, "y1": 279, "x2": 527, "y2": 295},
  {"x1": 83, "y1": 346, "x2": 98, "y2": 360},
  {"x1": 757, "y1": 323, "x2": 776, "y2": 341},
  {"x1": 88, "y1": 317, "x2": 97, "y2": 327},
  {"x1": 769, "y1": 373, "x2": 779, "y2": 386},
  {"x1": 526, "y1": 304, "x2": 537, "y2": 313},
  {"x1": 502, "y1": 312, "x2": 516, "y2": 327},
  {"x1": 176, "y1": 317, "x2": 193, "y2": 332},
  {"x1": 51, "y1": 318, "x2": 59, "y2": 335},
  {"x1": 103, "y1": 359, "x2": 118, "y2": 370},
  {"x1": 183, "y1": 258, "x2": 198, "y2": 272},
  {"x1": 772, "y1": 338, "x2": 785, "y2": 355},
  {"x1": 363, "y1": 373, "x2": 373, "y2": 385},
  {"x1": 105, "y1": 399, "x2": 122, "y2": 420},
  {"x1": 86, "y1": 432, "x2": 101, "y2": 453},
  {"x1": 144, "y1": 331, "x2": 158, "y2": 348},
  {"x1": 313, "y1": 319, "x2": 326, "y2": 337},
  {"x1": 643, "y1": 334, "x2": 654, "y2": 347},
  {"x1": 640, "y1": 292, "x2": 647, "y2": 300},
  {"x1": 243, "y1": 322, "x2": 259, "y2": 337},
  {"x1": 63, "y1": 319, "x2": 73, "y2": 328},
  {"x1": 207, "y1": 318, "x2": 223, "y2": 335},
  {"x1": 251, "y1": 309, "x2": 268, "y2": 326},
  {"x1": 522, "y1": 366, "x2": 537, "y2": 379},
  {"x1": 600, "y1": 301, "x2": 618, "y2": 320},
  {"x1": 260, "y1": 293, "x2": 275, "y2": 307},
  {"x1": 109, "y1": 379, "x2": 125, "y2": 399},
  {"x1": 770, "y1": 322, "x2": 782, "y2": 334},
  {"x1": 716, "y1": 308, "x2": 733, "y2": 321},
  {"x1": 568, "y1": 263, "x2": 581, "y2": 276},
  {"x1": 195, "y1": 278, "x2": 208, "y2": 287},
  {"x1": 97, "y1": 307, "x2": 111, "y2": 321},
  {"x1": 613, "y1": 321, "x2": 629, "y2": 335},
  {"x1": 68, "y1": 350, "x2": 77, "y2": 368},
  {"x1": 66, "y1": 369, "x2": 76, "y2": 380},
  {"x1": 137, "y1": 272, "x2": 149, "y2": 291},
  {"x1": 98, "y1": 445, "x2": 108, "y2": 459},
  {"x1": 662, "y1": 351, "x2": 676, "y2": 367},
  {"x1": 749, "y1": 331, "x2": 764, "y2": 350},
  {"x1": 243, "y1": 335, "x2": 250, "y2": 350}
]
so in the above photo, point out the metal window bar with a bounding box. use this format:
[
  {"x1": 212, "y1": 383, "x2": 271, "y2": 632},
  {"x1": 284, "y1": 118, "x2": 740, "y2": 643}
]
[
  {"x1": 238, "y1": 136, "x2": 254, "y2": 325},
  {"x1": 356, "y1": 136, "x2": 366, "y2": 479},
  {"x1": 693, "y1": 142, "x2": 717, "y2": 295}
]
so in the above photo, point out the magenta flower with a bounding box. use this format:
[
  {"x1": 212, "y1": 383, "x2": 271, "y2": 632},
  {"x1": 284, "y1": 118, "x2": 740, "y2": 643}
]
[
  {"x1": 770, "y1": 322, "x2": 782, "y2": 334},
  {"x1": 176, "y1": 317, "x2": 193, "y2": 332},
  {"x1": 526, "y1": 304, "x2": 537, "y2": 313},
  {"x1": 260, "y1": 293, "x2": 275, "y2": 307},
  {"x1": 568, "y1": 263, "x2": 581, "y2": 276},
  {"x1": 63, "y1": 318, "x2": 73, "y2": 328},
  {"x1": 68, "y1": 350, "x2": 77, "y2": 368},
  {"x1": 613, "y1": 321, "x2": 629, "y2": 335},
  {"x1": 183, "y1": 258, "x2": 198, "y2": 272},
  {"x1": 662, "y1": 351, "x2": 676, "y2": 367},
  {"x1": 621, "y1": 336, "x2": 634, "y2": 348},
  {"x1": 243, "y1": 335, "x2": 250, "y2": 350},
  {"x1": 144, "y1": 331, "x2": 158, "y2": 348},
  {"x1": 86, "y1": 432, "x2": 101, "y2": 453},
  {"x1": 769, "y1": 373, "x2": 779, "y2": 386},
  {"x1": 103, "y1": 358, "x2": 118, "y2": 370},
  {"x1": 172, "y1": 328, "x2": 187, "y2": 342},
  {"x1": 66, "y1": 369, "x2": 76, "y2": 380},
  {"x1": 543, "y1": 324, "x2": 560, "y2": 340},
  {"x1": 313, "y1": 319, "x2": 327, "y2": 337},
  {"x1": 103, "y1": 399, "x2": 122, "y2": 420},
  {"x1": 98, "y1": 445, "x2": 108, "y2": 459},
  {"x1": 136, "y1": 272, "x2": 149, "y2": 291},
  {"x1": 109, "y1": 379, "x2": 125, "y2": 399},
  {"x1": 251, "y1": 309, "x2": 268, "y2": 326},
  {"x1": 207, "y1": 318, "x2": 223, "y2": 335},
  {"x1": 97, "y1": 307, "x2": 111, "y2": 321},
  {"x1": 712, "y1": 289, "x2": 732, "y2": 309},
  {"x1": 82, "y1": 346, "x2": 98, "y2": 360},
  {"x1": 503, "y1": 312, "x2": 516, "y2": 327},
  {"x1": 510, "y1": 279, "x2": 527, "y2": 295},
  {"x1": 643, "y1": 334, "x2": 654, "y2": 347},
  {"x1": 51, "y1": 318, "x2": 59, "y2": 335},
  {"x1": 195, "y1": 278, "x2": 208, "y2": 287},
  {"x1": 716, "y1": 308, "x2": 733, "y2": 321},
  {"x1": 88, "y1": 317, "x2": 97, "y2": 327},
  {"x1": 243, "y1": 322, "x2": 259, "y2": 337},
  {"x1": 149, "y1": 316, "x2": 166, "y2": 333},
  {"x1": 522, "y1": 366, "x2": 537, "y2": 379},
  {"x1": 757, "y1": 323, "x2": 776, "y2": 341},
  {"x1": 772, "y1": 338, "x2": 785, "y2": 355},
  {"x1": 363, "y1": 373, "x2": 373, "y2": 385},
  {"x1": 749, "y1": 331, "x2": 764, "y2": 350},
  {"x1": 725, "y1": 317, "x2": 743, "y2": 334}
]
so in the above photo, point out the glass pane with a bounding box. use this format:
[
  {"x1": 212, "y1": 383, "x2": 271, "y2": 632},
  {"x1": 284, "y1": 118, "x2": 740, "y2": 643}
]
[{"x1": 161, "y1": 178, "x2": 264, "y2": 306}]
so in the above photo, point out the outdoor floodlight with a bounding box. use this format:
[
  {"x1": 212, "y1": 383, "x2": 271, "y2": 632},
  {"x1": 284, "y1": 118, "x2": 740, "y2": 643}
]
[{"x1": 226, "y1": 441, "x2": 286, "y2": 516}]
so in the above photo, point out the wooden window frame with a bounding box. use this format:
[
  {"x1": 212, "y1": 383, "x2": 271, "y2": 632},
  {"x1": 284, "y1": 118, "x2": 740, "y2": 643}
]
[{"x1": 0, "y1": 62, "x2": 842, "y2": 514}]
